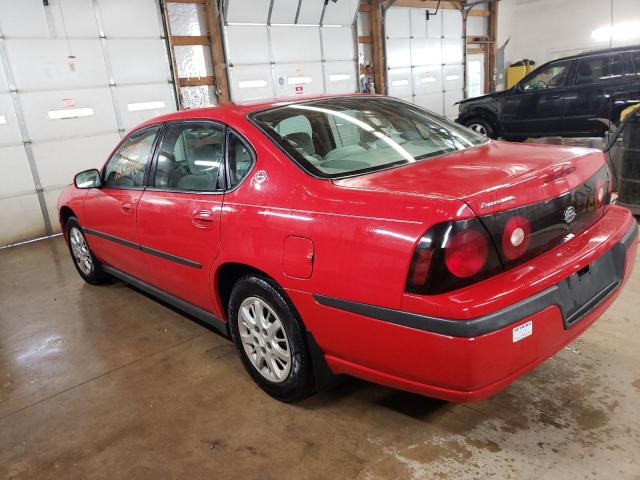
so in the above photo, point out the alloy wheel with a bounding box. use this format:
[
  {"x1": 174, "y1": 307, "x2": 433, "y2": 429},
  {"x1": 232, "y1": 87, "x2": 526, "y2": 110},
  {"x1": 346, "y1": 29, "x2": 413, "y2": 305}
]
[
  {"x1": 69, "y1": 227, "x2": 93, "y2": 275},
  {"x1": 238, "y1": 296, "x2": 292, "y2": 383},
  {"x1": 468, "y1": 123, "x2": 488, "y2": 136}
]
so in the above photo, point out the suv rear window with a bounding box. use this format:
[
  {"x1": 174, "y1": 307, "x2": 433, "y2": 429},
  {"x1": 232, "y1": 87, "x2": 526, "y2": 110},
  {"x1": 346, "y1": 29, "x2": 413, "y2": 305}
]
[
  {"x1": 575, "y1": 54, "x2": 625, "y2": 85},
  {"x1": 250, "y1": 97, "x2": 486, "y2": 179}
]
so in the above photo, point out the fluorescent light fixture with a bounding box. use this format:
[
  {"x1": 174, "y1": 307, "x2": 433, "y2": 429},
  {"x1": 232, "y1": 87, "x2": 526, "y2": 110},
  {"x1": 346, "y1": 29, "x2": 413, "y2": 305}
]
[
  {"x1": 127, "y1": 101, "x2": 165, "y2": 112},
  {"x1": 329, "y1": 74, "x2": 351, "y2": 82},
  {"x1": 47, "y1": 107, "x2": 94, "y2": 120},
  {"x1": 391, "y1": 79, "x2": 409, "y2": 87},
  {"x1": 592, "y1": 21, "x2": 640, "y2": 42},
  {"x1": 322, "y1": 24, "x2": 343, "y2": 28},
  {"x1": 420, "y1": 77, "x2": 437, "y2": 83},
  {"x1": 239, "y1": 79, "x2": 268, "y2": 89},
  {"x1": 287, "y1": 76, "x2": 312, "y2": 85},
  {"x1": 446, "y1": 75, "x2": 460, "y2": 81},
  {"x1": 227, "y1": 22, "x2": 266, "y2": 26},
  {"x1": 271, "y1": 23, "x2": 318, "y2": 27},
  {"x1": 0, "y1": 115, "x2": 6, "y2": 125}
]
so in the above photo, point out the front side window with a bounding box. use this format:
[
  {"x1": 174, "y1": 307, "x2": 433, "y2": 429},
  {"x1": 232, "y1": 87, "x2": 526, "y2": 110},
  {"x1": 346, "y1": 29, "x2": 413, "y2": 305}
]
[
  {"x1": 154, "y1": 122, "x2": 224, "y2": 192},
  {"x1": 251, "y1": 97, "x2": 485, "y2": 178},
  {"x1": 103, "y1": 125, "x2": 160, "y2": 188},
  {"x1": 521, "y1": 61, "x2": 570, "y2": 91},
  {"x1": 575, "y1": 54, "x2": 624, "y2": 85}
]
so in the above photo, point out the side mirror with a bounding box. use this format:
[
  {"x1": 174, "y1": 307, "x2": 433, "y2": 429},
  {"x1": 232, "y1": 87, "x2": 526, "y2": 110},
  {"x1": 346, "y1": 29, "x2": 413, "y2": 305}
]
[{"x1": 74, "y1": 169, "x2": 102, "y2": 189}]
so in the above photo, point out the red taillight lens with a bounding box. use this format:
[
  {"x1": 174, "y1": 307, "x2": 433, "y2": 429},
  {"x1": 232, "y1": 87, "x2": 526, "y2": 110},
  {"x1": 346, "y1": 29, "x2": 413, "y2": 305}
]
[
  {"x1": 445, "y1": 229, "x2": 488, "y2": 278},
  {"x1": 406, "y1": 219, "x2": 503, "y2": 295},
  {"x1": 501, "y1": 215, "x2": 531, "y2": 260}
]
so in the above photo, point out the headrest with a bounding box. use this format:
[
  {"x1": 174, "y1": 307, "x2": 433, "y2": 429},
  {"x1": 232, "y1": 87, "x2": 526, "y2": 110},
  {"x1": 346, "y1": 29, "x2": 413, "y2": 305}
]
[{"x1": 284, "y1": 132, "x2": 314, "y2": 156}]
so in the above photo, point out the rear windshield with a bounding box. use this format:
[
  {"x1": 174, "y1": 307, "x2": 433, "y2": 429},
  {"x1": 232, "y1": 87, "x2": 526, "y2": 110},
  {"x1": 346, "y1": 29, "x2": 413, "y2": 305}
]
[{"x1": 250, "y1": 97, "x2": 486, "y2": 179}]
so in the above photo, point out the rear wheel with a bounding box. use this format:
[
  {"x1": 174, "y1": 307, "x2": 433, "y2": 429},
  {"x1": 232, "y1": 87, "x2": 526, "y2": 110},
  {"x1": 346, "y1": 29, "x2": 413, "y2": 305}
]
[
  {"x1": 463, "y1": 117, "x2": 497, "y2": 139},
  {"x1": 65, "y1": 217, "x2": 108, "y2": 285},
  {"x1": 228, "y1": 275, "x2": 314, "y2": 402}
]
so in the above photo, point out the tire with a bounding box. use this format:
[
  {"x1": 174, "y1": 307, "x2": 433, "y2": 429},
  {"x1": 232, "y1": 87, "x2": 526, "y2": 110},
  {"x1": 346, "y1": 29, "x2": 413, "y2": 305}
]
[
  {"x1": 65, "y1": 217, "x2": 109, "y2": 285},
  {"x1": 463, "y1": 117, "x2": 497, "y2": 139},
  {"x1": 228, "y1": 275, "x2": 314, "y2": 402}
]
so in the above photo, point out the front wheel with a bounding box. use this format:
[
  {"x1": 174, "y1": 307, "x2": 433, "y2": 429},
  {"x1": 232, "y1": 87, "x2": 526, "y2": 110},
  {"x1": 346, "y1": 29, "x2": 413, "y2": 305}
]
[
  {"x1": 228, "y1": 275, "x2": 314, "y2": 402},
  {"x1": 463, "y1": 117, "x2": 497, "y2": 139},
  {"x1": 65, "y1": 217, "x2": 108, "y2": 285}
]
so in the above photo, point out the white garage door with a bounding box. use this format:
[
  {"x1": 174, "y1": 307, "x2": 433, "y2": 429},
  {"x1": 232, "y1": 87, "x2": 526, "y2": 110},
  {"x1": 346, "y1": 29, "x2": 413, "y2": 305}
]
[
  {"x1": 223, "y1": 0, "x2": 359, "y2": 103},
  {"x1": 0, "y1": 0, "x2": 177, "y2": 246},
  {"x1": 386, "y1": 7, "x2": 465, "y2": 119}
]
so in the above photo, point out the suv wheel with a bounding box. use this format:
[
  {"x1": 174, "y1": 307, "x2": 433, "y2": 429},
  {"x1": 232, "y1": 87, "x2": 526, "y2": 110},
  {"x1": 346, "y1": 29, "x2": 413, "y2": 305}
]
[
  {"x1": 65, "y1": 217, "x2": 109, "y2": 285},
  {"x1": 228, "y1": 275, "x2": 314, "y2": 402},
  {"x1": 464, "y1": 117, "x2": 496, "y2": 139}
]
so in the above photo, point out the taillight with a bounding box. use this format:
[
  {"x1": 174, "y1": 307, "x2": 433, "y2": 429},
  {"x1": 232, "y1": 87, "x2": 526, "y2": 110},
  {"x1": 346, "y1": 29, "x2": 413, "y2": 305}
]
[
  {"x1": 595, "y1": 178, "x2": 605, "y2": 208},
  {"x1": 406, "y1": 218, "x2": 503, "y2": 295},
  {"x1": 501, "y1": 215, "x2": 531, "y2": 260}
]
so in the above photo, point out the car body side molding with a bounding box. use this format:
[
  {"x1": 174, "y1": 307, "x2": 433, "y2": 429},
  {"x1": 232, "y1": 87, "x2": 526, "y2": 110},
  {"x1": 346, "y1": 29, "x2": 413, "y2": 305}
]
[
  {"x1": 83, "y1": 227, "x2": 202, "y2": 269},
  {"x1": 102, "y1": 265, "x2": 228, "y2": 336}
]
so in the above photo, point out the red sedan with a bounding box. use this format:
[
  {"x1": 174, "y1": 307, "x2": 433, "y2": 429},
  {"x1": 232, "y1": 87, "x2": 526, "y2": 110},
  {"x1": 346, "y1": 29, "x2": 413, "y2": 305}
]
[{"x1": 58, "y1": 95, "x2": 637, "y2": 403}]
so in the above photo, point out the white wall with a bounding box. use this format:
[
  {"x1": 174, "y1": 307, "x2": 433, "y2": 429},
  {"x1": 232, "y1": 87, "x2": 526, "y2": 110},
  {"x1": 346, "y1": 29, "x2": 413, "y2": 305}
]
[{"x1": 498, "y1": 0, "x2": 640, "y2": 87}]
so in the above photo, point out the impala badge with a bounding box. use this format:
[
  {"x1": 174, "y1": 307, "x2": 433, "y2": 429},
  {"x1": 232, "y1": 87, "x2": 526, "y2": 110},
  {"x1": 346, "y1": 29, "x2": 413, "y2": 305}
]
[{"x1": 563, "y1": 205, "x2": 577, "y2": 224}]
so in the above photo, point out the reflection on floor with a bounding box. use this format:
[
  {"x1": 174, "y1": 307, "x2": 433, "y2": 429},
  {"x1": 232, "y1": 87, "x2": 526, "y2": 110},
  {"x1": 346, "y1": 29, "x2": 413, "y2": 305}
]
[{"x1": 1, "y1": 234, "x2": 639, "y2": 479}]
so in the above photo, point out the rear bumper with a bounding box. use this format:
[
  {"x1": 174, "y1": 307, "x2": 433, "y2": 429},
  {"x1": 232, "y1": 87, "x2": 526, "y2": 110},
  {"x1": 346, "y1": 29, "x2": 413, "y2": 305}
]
[{"x1": 290, "y1": 206, "x2": 638, "y2": 402}]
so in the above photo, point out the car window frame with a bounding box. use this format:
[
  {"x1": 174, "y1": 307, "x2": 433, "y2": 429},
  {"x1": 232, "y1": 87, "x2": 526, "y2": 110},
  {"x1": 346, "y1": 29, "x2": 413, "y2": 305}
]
[
  {"x1": 224, "y1": 127, "x2": 257, "y2": 192},
  {"x1": 146, "y1": 119, "x2": 228, "y2": 195},
  {"x1": 570, "y1": 53, "x2": 628, "y2": 87},
  {"x1": 101, "y1": 124, "x2": 163, "y2": 191},
  {"x1": 518, "y1": 59, "x2": 572, "y2": 92}
]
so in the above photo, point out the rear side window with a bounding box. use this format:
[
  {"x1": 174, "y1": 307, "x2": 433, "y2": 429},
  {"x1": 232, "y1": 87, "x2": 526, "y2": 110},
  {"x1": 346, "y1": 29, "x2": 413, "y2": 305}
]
[
  {"x1": 227, "y1": 132, "x2": 255, "y2": 188},
  {"x1": 633, "y1": 51, "x2": 640, "y2": 74},
  {"x1": 153, "y1": 122, "x2": 224, "y2": 192},
  {"x1": 103, "y1": 125, "x2": 160, "y2": 188},
  {"x1": 575, "y1": 54, "x2": 624, "y2": 85}
]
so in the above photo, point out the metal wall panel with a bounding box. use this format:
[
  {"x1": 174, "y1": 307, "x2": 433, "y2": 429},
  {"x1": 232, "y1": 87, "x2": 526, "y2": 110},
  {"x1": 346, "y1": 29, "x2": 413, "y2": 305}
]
[
  {"x1": 413, "y1": 65, "x2": 443, "y2": 96},
  {"x1": 0, "y1": 195, "x2": 46, "y2": 246},
  {"x1": 0, "y1": 94, "x2": 22, "y2": 146},
  {"x1": 322, "y1": 0, "x2": 358, "y2": 25},
  {"x1": 97, "y1": 0, "x2": 163, "y2": 37},
  {"x1": 321, "y1": 27, "x2": 354, "y2": 62},
  {"x1": 296, "y1": 0, "x2": 324, "y2": 25},
  {"x1": 387, "y1": 68, "x2": 412, "y2": 100},
  {"x1": 115, "y1": 84, "x2": 176, "y2": 130},
  {"x1": 270, "y1": 0, "x2": 300, "y2": 24},
  {"x1": 442, "y1": 9, "x2": 463, "y2": 37},
  {"x1": 273, "y1": 62, "x2": 324, "y2": 98},
  {"x1": 108, "y1": 39, "x2": 170, "y2": 84},
  {"x1": 385, "y1": 8, "x2": 410, "y2": 38},
  {"x1": 386, "y1": 39, "x2": 412, "y2": 68},
  {"x1": 0, "y1": 145, "x2": 35, "y2": 197},
  {"x1": 228, "y1": 64, "x2": 274, "y2": 102},
  {"x1": 225, "y1": 25, "x2": 270, "y2": 65},
  {"x1": 324, "y1": 61, "x2": 356, "y2": 94}
]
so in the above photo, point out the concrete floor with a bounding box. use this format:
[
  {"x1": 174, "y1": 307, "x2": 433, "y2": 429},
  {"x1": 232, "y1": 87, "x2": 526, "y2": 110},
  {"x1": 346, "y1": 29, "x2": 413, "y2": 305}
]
[{"x1": 1, "y1": 234, "x2": 639, "y2": 480}]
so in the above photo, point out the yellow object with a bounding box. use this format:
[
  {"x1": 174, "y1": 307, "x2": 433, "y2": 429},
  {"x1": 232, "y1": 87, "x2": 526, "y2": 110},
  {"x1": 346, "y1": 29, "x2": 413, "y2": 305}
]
[
  {"x1": 506, "y1": 63, "x2": 535, "y2": 88},
  {"x1": 620, "y1": 103, "x2": 640, "y2": 122}
]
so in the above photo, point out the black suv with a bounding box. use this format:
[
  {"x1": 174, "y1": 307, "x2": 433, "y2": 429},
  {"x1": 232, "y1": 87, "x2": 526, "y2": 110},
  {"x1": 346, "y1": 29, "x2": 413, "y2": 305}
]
[{"x1": 456, "y1": 45, "x2": 640, "y2": 140}]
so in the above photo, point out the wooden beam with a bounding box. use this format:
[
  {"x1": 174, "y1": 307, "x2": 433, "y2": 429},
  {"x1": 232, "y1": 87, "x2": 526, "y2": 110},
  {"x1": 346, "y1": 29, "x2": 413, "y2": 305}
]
[
  {"x1": 166, "y1": 0, "x2": 207, "y2": 4},
  {"x1": 467, "y1": 47, "x2": 484, "y2": 54},
  {"x1": 206, "y1": 0, "x2": 230, "y2": 104},
  {"x1": 392, "y1": 0, "x2": 461, "y2": 9},
  {"x1": 171, "y1": 35, "x2": 211, "y2": 46},
  {"x1": 467, "y1": 36, "x2": 494, "y2": 44},
  {"x1": 359, "y1": 3, "x2": 371, "y2": 12},
  {"x1": 358, "y1": 35, "x2": 373, "y2": 44},
  {"x1": 487, "y1": 0, "x2": 498, "y2": 93},
  {"x1": 179, "y1": 76, "x2": 215, "y2": 87},
  {"x1": 370, "y1": 0, "x2": 386, "y2": 94},
  {"x1": 468, "y1": 10, "x2": 490, "y2": 17}
]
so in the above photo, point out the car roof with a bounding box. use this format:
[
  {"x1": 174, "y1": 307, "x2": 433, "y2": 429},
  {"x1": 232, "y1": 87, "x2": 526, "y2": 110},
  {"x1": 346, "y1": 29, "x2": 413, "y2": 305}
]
[
  {"x1": 549, "y1": 44, "x2": 640, "y2": 63},
  {"x1": 133, "y1": 93, "x2": 376, "y2": 132}
]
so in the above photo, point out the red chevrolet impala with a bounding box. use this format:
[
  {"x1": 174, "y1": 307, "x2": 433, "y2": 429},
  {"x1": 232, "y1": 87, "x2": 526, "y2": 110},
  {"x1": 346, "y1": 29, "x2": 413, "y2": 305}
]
[{"x1": 58, "y1": 95, "x2": 637, "y2": 402}]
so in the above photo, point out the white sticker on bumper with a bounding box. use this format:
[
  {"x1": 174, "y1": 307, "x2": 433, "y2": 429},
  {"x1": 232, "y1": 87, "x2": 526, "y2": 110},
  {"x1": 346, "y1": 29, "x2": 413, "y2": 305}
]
[{"x1": 513, "y1": 321, "x2": 533, "y2": 343}]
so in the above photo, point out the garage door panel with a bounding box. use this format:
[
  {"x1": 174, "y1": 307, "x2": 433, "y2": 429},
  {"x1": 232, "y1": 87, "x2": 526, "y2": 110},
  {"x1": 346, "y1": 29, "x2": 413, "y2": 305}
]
[
  {"x1": 0, "y1": 57, "x2": 8, "y2": 93},
  {"x1": 386, "y1": 8, "x2": 410, "y2": 38},
  {"x1": 387, "y1": 39, "x2": 412, "y2": 68},
  {"x1": 324, "y1": 61, "x2": 356, "y2": 94},
  {"x1": 225, "y1": 0, "x2": 270, "y2": 24},
  {"x1": 228, "y1": 64, "x2": 274, "y2": 102},
  {"x1": 271, "y1": 26, "x2": 321, "y2": 63},
  {"x1": 20, "y1": 88, "x2": 118, "y2": 142},
  {"x1": 388, "y1": 68, "x2": 412, "y2": 98},
  {"x1": 413, "y1": 66, "x2": 443, "y2": 95},
  {"x1": 0, "y1": 193, "x2": 45, "y2": 245},
  {"x1": 115, "y1": 84, "x2": 175, "y2": 131},
  {"x1": 270, "y1": 0, "x2": 299, "y2": 24},
  {"x1": 0, "y1": 145, "x2": 35, "y2": 197},
  {"x1": 442, "y1": 9, "x2": 462, "y2": 37},
  {"x1": 321, "y1": 27, "x2": 354, "y2": 62},
  {"x1": 6, "y1": 39, "x2": 107, "y2": 90},
  {"x1": 273, "y1": 62, "x2": 323, "y2": 98},
  {"x1": 426, "y1": 14, "x2": 442, "y2": 38},
  {"x1": 0, "y1": 0, "x2": 49, "y2": 37},
  {"x1": 415, "y1": 93, "x2": 444, "y2": 116},
  {"x1": 225, "y1": 25, "x2": 270, "y2": 65},
  {"x1": 31, "y1": 133, "x2": 121, "y2": 191},
  {"x1": 410, "y1": 9, "x2": 428, "y2": 38},
  {"x1": 443, "y1": 64, "x2": 463, "y2": 91},
  {"x1": 43, "y1": 187, "x2": 66, "y2": 234},
  {"x1": 322, "y1": 0, "x2": 358, "y2": 25},
  {"x1": 297, "y1": 0, "x2": 324, "y2": 25},
  {"x1": 443, "y1": 38, "x2": 463, "y2": 64},
  {"x1": 411, "y1": 38, "x2": 442, "y2": 66},
  {"x1": 108, "y1": 39, "x2": 170, "y2": 84},
  {"x1": 97, "y1": 0, "x2": 162, "y2": 38},
  {"x1": 0, "y1": 94, "x2": 22, "y2": 146},
  {"x1": 444, "y1": 90, "x2": 463, "y2": 119}
]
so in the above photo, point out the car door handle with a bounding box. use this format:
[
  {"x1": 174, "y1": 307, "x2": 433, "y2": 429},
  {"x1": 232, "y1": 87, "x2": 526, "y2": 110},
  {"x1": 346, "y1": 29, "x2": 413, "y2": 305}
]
[
  {"x1": 121, "y1": 201, "x2": 136, "y2": 215},
  {"x1": 192, "y1": 210, "x2": 215, "y2": 229}
]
